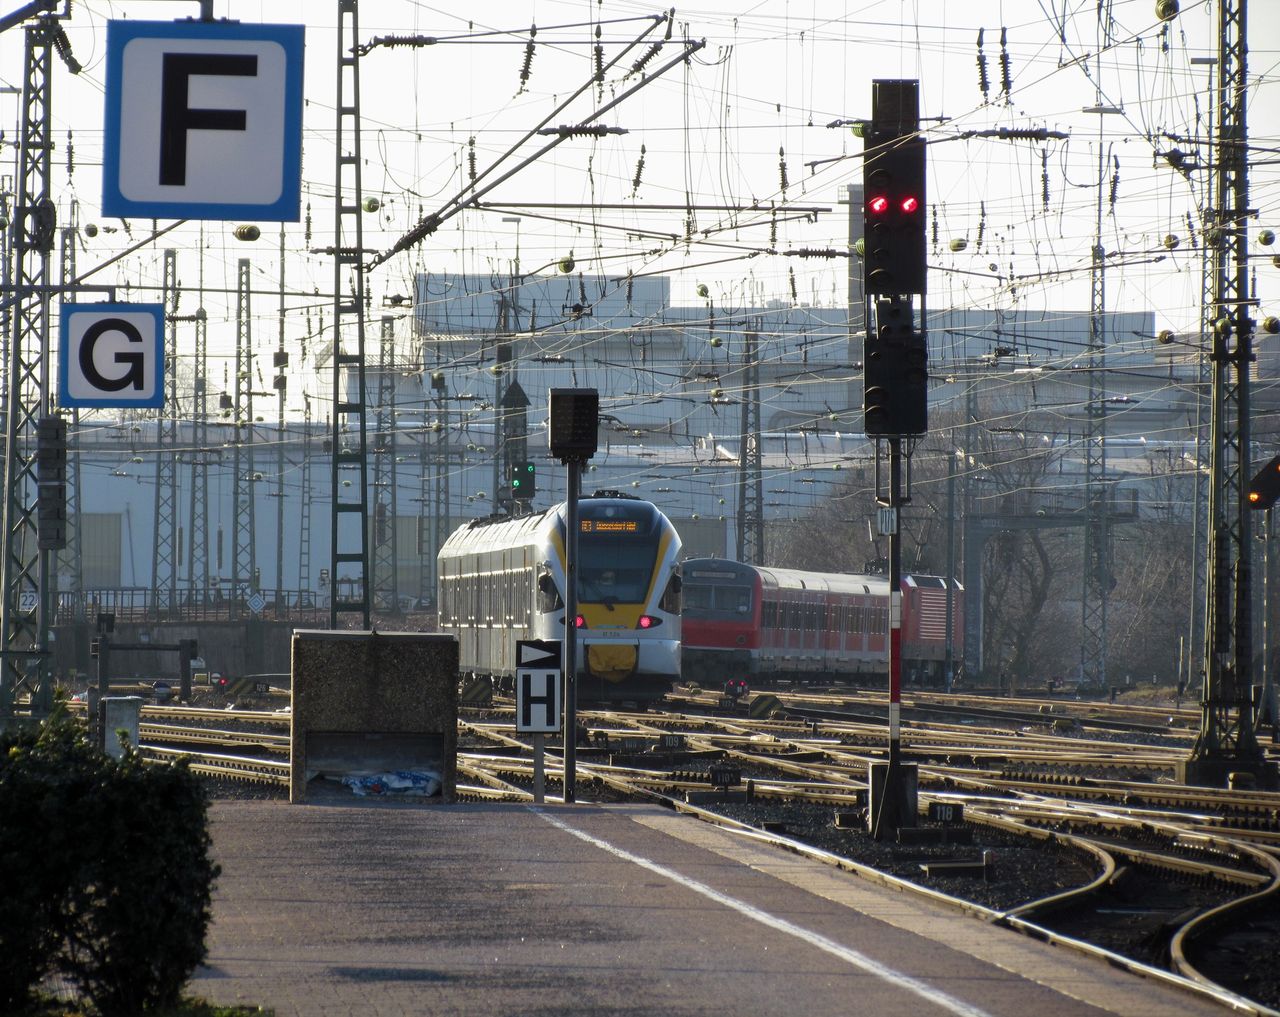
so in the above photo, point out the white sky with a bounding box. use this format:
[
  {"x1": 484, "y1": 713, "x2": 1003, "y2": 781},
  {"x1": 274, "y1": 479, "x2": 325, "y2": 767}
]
[{"x1": 3, "y1": 1, "x2": 1280, "y2": 403}]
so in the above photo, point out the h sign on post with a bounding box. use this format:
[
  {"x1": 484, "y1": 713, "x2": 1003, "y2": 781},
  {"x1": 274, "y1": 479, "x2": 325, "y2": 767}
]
[
  {"x1": 515, "y1": 639, "x2": 562, "y2": 734},
  {"x1": 102, "y1": 20, "x2": 305, "y2": 221}
]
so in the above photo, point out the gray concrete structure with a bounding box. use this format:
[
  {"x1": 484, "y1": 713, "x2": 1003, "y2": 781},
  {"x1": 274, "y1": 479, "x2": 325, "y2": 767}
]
[{"x1": 289, "y1": 630, "x2": 458, "y2": 803}]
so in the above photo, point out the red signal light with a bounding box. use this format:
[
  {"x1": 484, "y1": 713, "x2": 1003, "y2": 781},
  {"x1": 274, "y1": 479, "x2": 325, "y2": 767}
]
[
  {"x1": 575, "y1": 614, "x2": 586, "y2": 628},
  {"x1": 868, "y1": 195, "x2": 889, "y2": 215},
  {"x1": 637, "y1": 615, "x2": 662, "y2": 629},
  {"x1": 900, "y1": 195, "x2": 920, "y2": 213}
]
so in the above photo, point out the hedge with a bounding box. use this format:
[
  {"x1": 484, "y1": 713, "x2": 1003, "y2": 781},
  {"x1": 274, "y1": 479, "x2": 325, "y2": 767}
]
[{"x1": 0, "y1": 708, "x2": 220, "y2": 1015}]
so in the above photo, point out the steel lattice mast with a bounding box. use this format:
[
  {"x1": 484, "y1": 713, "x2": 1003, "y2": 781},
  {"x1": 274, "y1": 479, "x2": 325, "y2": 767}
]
[
  {"x1": 150, "y1": 249, "x2": 179, "y2": 615},
  {"x1": 329, "y1": 0, "x2": 371, "y2": 627},
  {"x1": 1081, "y1": 140, "x2": 1109, "y2": 687},
  {"x1": 56, "y1": 213, "x2": 82, "y2": 612},
  {"x1": 1181, "y1": 0, "x2": 1271, "y2": 786},
  {"x1": 735, "y1": 322, "x2": 763, "y2": 564},
  {"x1": 232, "y1": 258, "x2": 256, "y2": 614},
  {"x1": 371, "y1": 314, "x2": 397, "y2": 611},
  {"x1": 1, "y1": 13, "x2": 75, "y2": 715},
  {"x1": 187, "y1": 244, "x2": 210, "y2": 605}
]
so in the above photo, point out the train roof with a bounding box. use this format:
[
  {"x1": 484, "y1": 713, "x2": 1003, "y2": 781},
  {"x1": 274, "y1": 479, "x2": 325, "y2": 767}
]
[
  {"x1": 681, "y1": 558, "x2": 961, "y2": 594},
  {"x1": 439, "y1": 496, "x2": 676, "y2": 558}
]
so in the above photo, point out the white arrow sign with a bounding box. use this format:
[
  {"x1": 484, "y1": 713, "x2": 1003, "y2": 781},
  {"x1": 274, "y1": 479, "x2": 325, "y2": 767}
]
[{"x1": 518, "y1": 640, "x2": 561, "y2": 667}]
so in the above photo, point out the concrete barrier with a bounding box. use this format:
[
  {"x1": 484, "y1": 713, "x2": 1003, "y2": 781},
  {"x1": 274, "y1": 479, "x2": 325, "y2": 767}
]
[{"x1": 289, "y1": 631, "x2": 458, "y2": 804}]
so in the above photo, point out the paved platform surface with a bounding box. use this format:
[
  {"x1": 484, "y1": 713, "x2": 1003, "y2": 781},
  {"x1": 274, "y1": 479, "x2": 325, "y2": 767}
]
[{"x1": 189, "y1": 799, "x2": 1243, "y2": 1017}]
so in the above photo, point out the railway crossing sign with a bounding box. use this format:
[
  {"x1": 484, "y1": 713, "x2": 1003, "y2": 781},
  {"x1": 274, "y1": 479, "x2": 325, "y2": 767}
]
[
  {"x1": 59, "y1": 304, "x2": 164, "y2": 409},
  {"x1": 102, "y1": 20, "x2": 305, "y2": 221},
  {"x1": 515, "y1": 639, "x2": 563, "y2": 734}
]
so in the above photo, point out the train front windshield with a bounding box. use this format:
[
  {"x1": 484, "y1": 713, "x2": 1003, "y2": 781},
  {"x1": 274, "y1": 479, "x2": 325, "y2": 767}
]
[
  {"x1": 683, "y1": 581, "x2": 753, "y2": 617},
  {"x1": 577, "y1": 514, "x2": 661, "y2": 604}
]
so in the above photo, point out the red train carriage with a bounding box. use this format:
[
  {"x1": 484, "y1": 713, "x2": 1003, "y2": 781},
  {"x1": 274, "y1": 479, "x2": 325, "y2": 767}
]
[{"x1": 681, "y1": 558, "x2": 962, "y2": 687}]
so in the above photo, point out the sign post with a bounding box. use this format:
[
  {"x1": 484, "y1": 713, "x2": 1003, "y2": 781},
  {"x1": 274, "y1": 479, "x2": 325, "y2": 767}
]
[{"x1": 515, "y1": 639, "x2": 563, "y2": 804}]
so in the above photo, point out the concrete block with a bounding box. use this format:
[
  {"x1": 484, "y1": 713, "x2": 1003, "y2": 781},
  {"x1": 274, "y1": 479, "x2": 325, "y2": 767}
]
[{"x1": 290, "y1": 631, "x2": 458, "y2": 803}]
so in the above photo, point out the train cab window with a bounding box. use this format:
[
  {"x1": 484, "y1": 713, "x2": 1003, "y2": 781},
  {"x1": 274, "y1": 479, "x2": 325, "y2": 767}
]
[
  {"x1": 683, "y1": 581, "x2": 751, "y2": 618},
  {"x1": 537, "y1": 572, "x2": 563, "y2": 613},
  {"x1": 684, "y1": 585, "x2": 713, "y2": 612}
]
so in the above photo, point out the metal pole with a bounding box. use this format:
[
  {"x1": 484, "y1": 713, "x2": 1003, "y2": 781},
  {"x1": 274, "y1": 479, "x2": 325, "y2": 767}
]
[
  {"x1": 532, "y1": 731, "x2": 545, "y2": 804},
  {"x1": 944, "y1": 443, "x2": 956, "y2": 691},
  {"x1": 871, "y1": 438, "x2": 906, "y2": 841},
  {"x1": 562, "y1": 460, "x2": 581, "y2": 803},
  {"x1": 888, "y1": 437, "x2": 903, "y2": 763}
]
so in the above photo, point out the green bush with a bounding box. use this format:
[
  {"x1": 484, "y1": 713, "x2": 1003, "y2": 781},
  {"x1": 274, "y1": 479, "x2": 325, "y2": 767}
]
[
  {"x1": 0, "y1": 713, "x2": 104, "y2": 1011},
  {"x1": 0, "y1": 710, "x2": 220, "y2": 1016}
]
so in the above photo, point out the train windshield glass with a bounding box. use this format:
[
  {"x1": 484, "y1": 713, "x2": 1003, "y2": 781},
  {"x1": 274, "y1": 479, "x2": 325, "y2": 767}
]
[
  {"x1": 683, "y1": 582, "x2": 753, "y2": 617},
  {"x1": 577, "y1": 536, "x2": 658, "y2": 604}
]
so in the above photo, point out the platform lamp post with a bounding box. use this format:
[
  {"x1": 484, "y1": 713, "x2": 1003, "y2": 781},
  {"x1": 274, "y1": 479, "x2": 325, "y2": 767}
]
[{"x1": 549, "y1": 388, "x2": 599, "y2": 803}]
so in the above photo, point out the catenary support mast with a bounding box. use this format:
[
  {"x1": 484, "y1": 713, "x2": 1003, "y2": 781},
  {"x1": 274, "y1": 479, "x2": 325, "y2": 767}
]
[
  {"x1": 329, "y1": 0, "x2": 371, "y2": 627},
  {"x1": 1181, "y1": 0, "x2": 1273, "y2": 787}
]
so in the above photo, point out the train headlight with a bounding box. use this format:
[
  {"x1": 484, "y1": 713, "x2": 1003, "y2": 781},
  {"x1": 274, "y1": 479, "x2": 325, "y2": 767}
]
[{"x1": 637, "y1": 615, "x2": 662, "y2": 629}]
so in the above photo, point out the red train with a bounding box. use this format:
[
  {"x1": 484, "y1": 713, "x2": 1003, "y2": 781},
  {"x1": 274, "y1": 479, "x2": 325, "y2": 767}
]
[{"x1": 680, "y1": 558, "x2": 962, "y2": 687}]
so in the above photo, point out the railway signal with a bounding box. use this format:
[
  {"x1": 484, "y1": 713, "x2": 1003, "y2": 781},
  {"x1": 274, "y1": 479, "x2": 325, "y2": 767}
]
[
  {"x1": 1248, "y1": 454, "x2": 1280, "y2": 510},
  {"x1": 36, "y1": 416, "x2": 68, "y2": 550},
  {"x1": 510, "y1": 460, "x2": 536, "y2": 500},
  {"x1": 863, "y1": 80, "x2": 926, "y2": 297},
  {"x1": 864, "y1": 297, "x2": 927, "y2": 436}
]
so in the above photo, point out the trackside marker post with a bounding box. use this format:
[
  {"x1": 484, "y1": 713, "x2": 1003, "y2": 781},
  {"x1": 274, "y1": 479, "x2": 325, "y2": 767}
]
[{"x1": 516, "y1": 640, "x2": 563, "y2": 804}]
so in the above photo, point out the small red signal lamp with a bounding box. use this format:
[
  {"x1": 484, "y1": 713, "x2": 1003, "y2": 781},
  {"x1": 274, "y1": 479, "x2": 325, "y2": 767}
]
[
  {"x1": 868, "y1": 195, "x2": 889, "y2": 215},
  {"x1": 900, "y1": 195, "x2": 920, "y2": 213}
]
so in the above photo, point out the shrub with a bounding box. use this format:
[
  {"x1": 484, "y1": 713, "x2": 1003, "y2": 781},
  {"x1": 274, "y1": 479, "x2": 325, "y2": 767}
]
[
  {"x1": 60, "y1": 739, "x2": 220, "y2": 1016},
  {"x1": 0, "y1": 712, "x2": 104, "y2": 1011},
  {"x1": 0, "y1": 710, "x2": 220, "y2": 1016}
]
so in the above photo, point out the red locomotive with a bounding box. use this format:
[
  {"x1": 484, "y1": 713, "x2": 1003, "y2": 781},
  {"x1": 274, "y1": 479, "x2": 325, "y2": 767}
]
[{"x1": 681, "y1": 558, "x2": 962, "y2": 687}]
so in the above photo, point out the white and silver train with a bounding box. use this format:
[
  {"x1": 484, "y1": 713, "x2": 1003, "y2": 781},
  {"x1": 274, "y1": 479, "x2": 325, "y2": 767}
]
[{"x1": 436, "y1": 493, "x2": 682, "y2": 706}]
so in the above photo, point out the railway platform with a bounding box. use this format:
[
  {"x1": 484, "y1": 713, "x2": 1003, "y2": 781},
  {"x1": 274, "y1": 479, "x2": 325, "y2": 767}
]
[{"x1": 189, "y1": 798, "x2": 1246, "y2": 1017}]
